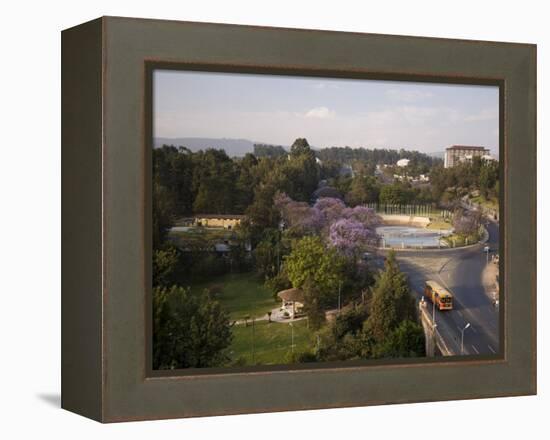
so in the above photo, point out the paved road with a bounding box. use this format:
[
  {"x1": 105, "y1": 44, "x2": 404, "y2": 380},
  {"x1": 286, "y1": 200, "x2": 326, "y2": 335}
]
[{"x1": 374, "y1": 221, "x2": 500, "y2": 356}]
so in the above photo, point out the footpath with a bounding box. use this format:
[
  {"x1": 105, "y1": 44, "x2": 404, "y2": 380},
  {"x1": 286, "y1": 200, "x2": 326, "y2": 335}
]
[{"x1": 482, "y1": 256, "x2": 500, "y2": 306}]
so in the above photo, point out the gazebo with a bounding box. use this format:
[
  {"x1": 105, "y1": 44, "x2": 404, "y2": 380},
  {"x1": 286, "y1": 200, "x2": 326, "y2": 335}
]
[{"x1": 277, "y1": 288, "x2": 305, "y2": 319}]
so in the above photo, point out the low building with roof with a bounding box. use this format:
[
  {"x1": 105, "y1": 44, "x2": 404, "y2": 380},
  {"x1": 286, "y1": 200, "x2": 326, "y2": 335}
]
[{"x1": 193, "y1": 214, "x2": 245, "y2": 229}]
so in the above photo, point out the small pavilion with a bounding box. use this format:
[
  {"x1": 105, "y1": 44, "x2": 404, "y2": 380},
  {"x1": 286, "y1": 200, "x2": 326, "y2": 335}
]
[{"x1": 277, "y1": 288, "x2": 305, "y2": 319}]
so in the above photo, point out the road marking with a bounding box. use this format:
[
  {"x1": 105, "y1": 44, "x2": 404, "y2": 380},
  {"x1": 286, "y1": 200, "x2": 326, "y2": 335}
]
[
  {"x1": 471, "y1": 345, "x2": 479, "y2": 354},
  {"x1": 488, "y1": 344, "x2": 496, "y2": 354}
]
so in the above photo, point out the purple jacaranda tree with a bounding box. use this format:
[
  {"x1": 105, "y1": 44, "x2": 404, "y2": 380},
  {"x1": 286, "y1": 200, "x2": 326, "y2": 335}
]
[
  {"x1": 313, "y1": 197, "x2": 346, "y2": 224},
  {"x1": 274, "y1": 192, "x2": 323, "y2": 234},
  {"x1": 341, "y1": 205, "x2": 381, "y2": 228},
  {"x1": 275, "y1": 193, "x2": 380, "y2": 255},
  {"x1": 328, "y1": 218, "x2": 377, "y2": 257}
]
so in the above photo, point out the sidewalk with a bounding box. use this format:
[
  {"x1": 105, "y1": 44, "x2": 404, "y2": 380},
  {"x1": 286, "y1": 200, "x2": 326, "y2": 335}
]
[{"x1": 482, "y1": 256, "x2": 499, "y2": 305}]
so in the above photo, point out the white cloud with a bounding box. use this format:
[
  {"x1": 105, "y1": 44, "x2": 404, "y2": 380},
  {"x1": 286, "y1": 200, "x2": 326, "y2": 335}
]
[
  {"x1": 464, "y1": 108, "x2": 499, "y2": 122},
  {"x1": 386, "y1": 89, "x2": 433, "y2": 102},
  {"x1": 311, "y1": 82, "x2": 340, "y2": 90},
  {"x1": 304, "y1": 106, "x2": 336, "y2": 119}
]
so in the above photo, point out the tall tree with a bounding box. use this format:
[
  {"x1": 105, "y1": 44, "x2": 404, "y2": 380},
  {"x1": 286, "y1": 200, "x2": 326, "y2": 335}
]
[
  {"x1": 365, "y1": 251, "x2": 417, "y2": 342},
  {"x1": 379, "y1": 183, "x2": 413, "y2": 205},
  {"x1": 345, "y1": 175, "x2": 380, "y2": 206},
  {"x1": 192, "y1": 149, "x2": 238, "y2": 214},
  {"x1": 285, "y1": 236, "x2": 344, "y2": 305}
]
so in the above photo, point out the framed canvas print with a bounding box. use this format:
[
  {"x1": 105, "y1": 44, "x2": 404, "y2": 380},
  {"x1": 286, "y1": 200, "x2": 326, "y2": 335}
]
[{"x1": 61, "y1": 16, "x2": 536, "y2": 422}]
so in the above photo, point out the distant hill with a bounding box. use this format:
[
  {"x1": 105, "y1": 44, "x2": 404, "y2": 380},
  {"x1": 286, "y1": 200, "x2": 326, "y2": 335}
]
[{"x1": 154, "y1": 137, "x2": 258, "y2": 157}]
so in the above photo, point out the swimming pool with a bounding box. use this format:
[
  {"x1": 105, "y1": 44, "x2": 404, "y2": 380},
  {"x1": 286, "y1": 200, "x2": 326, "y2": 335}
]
[{"x1": 375, "y1": 225, "x2": 452, "y2": 248}]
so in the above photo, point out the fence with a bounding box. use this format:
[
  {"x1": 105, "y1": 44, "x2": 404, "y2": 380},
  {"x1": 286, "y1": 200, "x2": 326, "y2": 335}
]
[{"x1": 364, "y1": 202, "x2": 451, "y2": 219}]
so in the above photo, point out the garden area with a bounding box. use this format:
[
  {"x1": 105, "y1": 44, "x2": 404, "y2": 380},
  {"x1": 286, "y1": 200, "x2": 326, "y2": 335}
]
[
  {"x1": 189, "y1": 273, "x2": 277, "y2": 321},
  {"x1": 229, "y1": 320, "x2": 313, "y2": 365}
]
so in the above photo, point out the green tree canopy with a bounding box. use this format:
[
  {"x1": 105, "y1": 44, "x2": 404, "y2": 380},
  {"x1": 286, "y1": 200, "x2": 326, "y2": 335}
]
[
  {"x1": 373, "y1": 320, "x2": 425, "y2": 358},
  {"x1": 285, "y1": 236, "x2": 344, "y2": 305},
  {"x1": 345, "y1": 175, "x2": 381, "y2": 206},
  {"x1": 365, "y1": 251, "x2": 417, "y2": 342},
  {"x1": 153, "y1": 285, "x2": 232, "y2": 369},
  {"x1": 379, "y1": 183, "x2": 413, "y2": 205}
]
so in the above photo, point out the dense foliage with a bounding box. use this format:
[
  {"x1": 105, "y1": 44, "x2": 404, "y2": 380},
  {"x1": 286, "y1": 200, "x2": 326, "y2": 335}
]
[
  {"x1": 153, "y1": 285, "x2": 233, "y2": 369},
  {"x1": 253, "y1": 143, "x2": 288, "y2": 158},
  {"x1": 152, "y1": 136, "x2": 496, "y2": 367},
  {"x1": 316, "y1": 147, "x2": 441, "y2": 175}
]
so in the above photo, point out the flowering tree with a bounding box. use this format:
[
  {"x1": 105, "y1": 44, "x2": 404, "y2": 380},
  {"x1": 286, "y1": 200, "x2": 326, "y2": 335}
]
[
  {"x1": 342, "y1": 205, "x2": 381, "y2": 228},
  {"x1": 313, "y1": 197, "x2": 346, "y2": 224},
  {"x1": 328, "y1": 218, "x2": 377, "y2": 257},
  {"x1": 274, "y1": 192, "x2": 323, "y2": 234},
  {"x1": 275, "y1": 193, "x2": 381, "y2": 256}
]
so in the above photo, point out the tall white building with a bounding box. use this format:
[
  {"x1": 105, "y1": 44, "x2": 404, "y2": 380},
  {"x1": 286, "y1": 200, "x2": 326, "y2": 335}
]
[{"x1": 444, "y1": 145, "x2": 491, "y2": 168}]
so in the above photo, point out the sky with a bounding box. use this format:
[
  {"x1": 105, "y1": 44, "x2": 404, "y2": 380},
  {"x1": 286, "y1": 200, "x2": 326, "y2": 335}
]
[{"x1": 153, "y1": 69, "x2": 500, "y2": 155}]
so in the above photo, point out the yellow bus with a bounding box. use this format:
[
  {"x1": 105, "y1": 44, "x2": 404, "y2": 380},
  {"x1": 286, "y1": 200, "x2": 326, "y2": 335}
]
[{"x1": 424, "y1": 280, "x2": 453, "y2": 311}]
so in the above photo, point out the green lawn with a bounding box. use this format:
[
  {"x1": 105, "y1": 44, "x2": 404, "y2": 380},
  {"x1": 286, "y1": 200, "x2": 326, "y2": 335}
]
[
  {"x1": 189, "y1": 272, "x2": 278, "y2": 321},
  {"x1": 229, "y1": 320, "x2": 315, "y2": 365},
  {"x1": 426, "y1": 218, "x2": 452, "y2": 230},
  {"x1": 168, "y1": 227, "x2": 232, "y2": 248}
]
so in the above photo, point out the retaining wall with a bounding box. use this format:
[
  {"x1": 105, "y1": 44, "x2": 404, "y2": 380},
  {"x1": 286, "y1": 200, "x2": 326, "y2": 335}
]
[{"x1": 379, "y1": 214, "x2": 431, "y2": 228}]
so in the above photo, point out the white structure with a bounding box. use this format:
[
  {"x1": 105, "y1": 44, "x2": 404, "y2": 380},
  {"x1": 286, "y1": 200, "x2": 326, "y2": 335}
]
[
  {"x1": 444, "y1": 145, "x2": 491, "y2": 168},
  {"x1": 396, "y1": 158, "x2": 410, "y2": 167}
]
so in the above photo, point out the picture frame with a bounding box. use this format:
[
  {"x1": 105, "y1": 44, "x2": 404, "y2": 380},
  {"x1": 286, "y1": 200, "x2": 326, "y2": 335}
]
[{"x1": 61, "y1": 16, "x2": 536, "y2": 422}]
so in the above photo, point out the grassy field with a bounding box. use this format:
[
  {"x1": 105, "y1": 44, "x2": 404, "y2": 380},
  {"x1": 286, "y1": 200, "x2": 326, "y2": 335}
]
[
  {"x1": 426, "y1": 218, "x2": 453, "y2": 230},
  {"x1": 168, "y1": 227, "x2": 233, "y2": 248},
  {"x1": 190, "y1": 272, "x2": 278, "y2": 321},
  {"x1": 229, "y1": 319, "x2": 315, "y2": 365}
]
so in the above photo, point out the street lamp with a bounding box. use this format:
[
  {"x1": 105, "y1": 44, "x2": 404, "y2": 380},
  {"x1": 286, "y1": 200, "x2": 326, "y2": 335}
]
[
  {"x1": 289, "y1": 322, "x2": 294, "y2": 353},
  {"x1": 460, "y1": 322, "x2": 471, "y2": 355}
]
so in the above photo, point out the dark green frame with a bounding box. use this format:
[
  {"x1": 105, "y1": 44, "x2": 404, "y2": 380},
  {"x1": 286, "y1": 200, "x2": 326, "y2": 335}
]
[{"x1": 62, "y1": 16, "x2": 536, "y2": 422}]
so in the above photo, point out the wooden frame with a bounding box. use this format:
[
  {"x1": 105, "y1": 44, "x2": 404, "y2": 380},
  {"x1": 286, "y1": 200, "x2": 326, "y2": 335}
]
[{"x1": 62, "y1": 16, "x2": 536, "y2": 422}]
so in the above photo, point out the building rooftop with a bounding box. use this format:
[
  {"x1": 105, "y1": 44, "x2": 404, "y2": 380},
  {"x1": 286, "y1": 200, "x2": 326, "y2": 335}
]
[
  {"x1": 446, "y1": 145, "x2": 489, "y2": 151},
  {"x1": 194, "y1": 214, "x2": 245, "y2": 219},
  {"x1": 277, "y1": 288, "x2": 305, "y2": 303}
]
